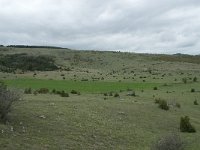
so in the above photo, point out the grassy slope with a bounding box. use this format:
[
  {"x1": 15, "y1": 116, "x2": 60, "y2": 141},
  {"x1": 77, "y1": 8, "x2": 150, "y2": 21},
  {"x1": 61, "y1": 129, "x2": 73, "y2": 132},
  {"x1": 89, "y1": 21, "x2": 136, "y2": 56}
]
[{"x1": 0, "y1": 47, "x2": 200, "y2": 149}]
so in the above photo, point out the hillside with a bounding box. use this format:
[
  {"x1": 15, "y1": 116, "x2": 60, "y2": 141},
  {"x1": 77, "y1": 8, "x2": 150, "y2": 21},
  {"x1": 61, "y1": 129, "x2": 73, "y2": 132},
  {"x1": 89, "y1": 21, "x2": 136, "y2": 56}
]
[{"x1": 0, "y1": 47, "x2": 200, "y2": 150}]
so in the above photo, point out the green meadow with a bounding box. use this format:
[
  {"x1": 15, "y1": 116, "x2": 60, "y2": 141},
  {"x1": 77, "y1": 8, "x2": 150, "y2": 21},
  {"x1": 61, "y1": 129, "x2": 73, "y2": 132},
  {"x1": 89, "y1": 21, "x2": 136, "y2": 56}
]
[{"x1": 4, "y1": 78, "x2": 162, "y2": 93}]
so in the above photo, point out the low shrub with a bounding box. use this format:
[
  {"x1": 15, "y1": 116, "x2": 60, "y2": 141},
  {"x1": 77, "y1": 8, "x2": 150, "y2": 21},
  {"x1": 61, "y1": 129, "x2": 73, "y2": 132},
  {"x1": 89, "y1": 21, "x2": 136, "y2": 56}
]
[
  {"x1": 175, "y1": 103, "x2": 181, "y2": 108},
  {"x1": 36, "y1": 88, "x2": 49, "y2": 94},
  {"x1": 151, "y1": 133, "x2": 184, "y2": 150},
  {"x1": 194, "y1": 100, "x2": 198, "y2": 105},
  {"x1": 52, "y1": 89, "x2": 56, "y2": 94},
  {"x1": 182, "y1": 78, "x2": 187, "y2": 84},
  {"x1": 60, "y1": 91, "x2": 69, "y2": 97},
  {"x1": 24, "y1": 88, "x2": 32, "y2": 94},
  {"x1": 158, "y1": 100, "x2": 169, "y2": 110},
  {"x1": 109, "y1": 92, "x2": 113, "y2": 96},
  {"x1": 191, "y1": 88, "x2": 195, "y2": 93},
  {"x1": 180, "y1": 116, "x2": 196, "y2": 133},
  {"x1": 114, "y1": 93, "x2": 119, "y2": 97},
  {"x1": 71, "y1": 90, "x2": 78, "y2": 94},
  {"x1": 81, "y1": 78, "x2": 88, "y2": 81},
  {"x1": 155, "y1": 98, "x2": 162, "y2": 104},
  {"x1": 104, "y1": 93, "x2": 108, "y2": 96},
  {"x1": 153, "y1": 87, "x2": 158, "y2": 90},
  {"x1": 193, "y1": 77, "x2": 197, "y2": 82}
]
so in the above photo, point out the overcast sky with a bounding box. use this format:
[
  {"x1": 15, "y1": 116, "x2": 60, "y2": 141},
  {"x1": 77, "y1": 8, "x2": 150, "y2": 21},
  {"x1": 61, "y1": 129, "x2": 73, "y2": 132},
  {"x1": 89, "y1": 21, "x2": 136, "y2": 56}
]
[{"x1": 0, "y1": 0, "x2": 200, "y2": 54}]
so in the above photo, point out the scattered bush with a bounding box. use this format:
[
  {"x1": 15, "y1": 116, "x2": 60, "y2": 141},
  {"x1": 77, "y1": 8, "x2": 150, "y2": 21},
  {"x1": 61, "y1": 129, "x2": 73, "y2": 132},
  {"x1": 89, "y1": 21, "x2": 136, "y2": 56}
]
[
  {"x1": 71, "y1": 90, "x2": 78, "y2": 94},
  {"x1": 153, "y1": 87, "x2": 158, "y2": 90},
  {"x1": 81, "y1": 78, "x2": 89, "y2": 81},
  {"x1": 193, "y1": 77, "x2": 197, "y2": 82},
  {"x1": 0, "y1": 82, "x2": 21, "y2": 123},
  {"x1": 33, "y1": 91, "x2": 38, "y2": 95},
  {"x1": 191, "y1": 88, "x2": 195, "y2": 93},
  {"x1": 158, "y1": 100, "x2": 169, "y2": 110},
  {"x1": 155, "y1": 98, "x2": 162, "y2": 104},
  {"x1": 151, "y1": 133, "x2": 184, "y2": 150},
  {"x1": 36, "y1": 88, "x2": 49, "y2": 94},
  {"x1": 194, "y1": 100, "x2": 198, "y2": 105},
  {"x1": 109, "y1": 92, "x2": 113, "y2": 96},
  {"x1": 60, "y1": 91, "x2": 69, "y2": 97},
  {"x1": 182, "y1": 78, "x2": 187, "y2": 84},
  {"x1": 175, "y1": 103, "x2": 181, "y2": 108},
  {"x1": 52, "y1": 89, "x2": 56, "y2": 94},
  {"x1": 114, "y1": 93, "x2": 120, "y2": 97},
  {"x1": 24, "y1": 88, "x2": 32, "y2": 94},
  {"x1": 127, "y1": 88, "x2": 132, "y2": 91},
  {"x1": 51, "y1": 89, "x2": 70, "y2": 97},
  {"x1": 180, "y1": 116, "x2": 196, "y2": 133},
  {"x1": 104, "y1": 93, "x2": 108, "y2": 96}
]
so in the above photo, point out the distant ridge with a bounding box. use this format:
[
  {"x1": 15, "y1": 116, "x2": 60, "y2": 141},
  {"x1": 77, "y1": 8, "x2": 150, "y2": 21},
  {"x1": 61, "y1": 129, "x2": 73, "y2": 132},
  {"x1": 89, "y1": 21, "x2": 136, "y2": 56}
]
[{"x1": 6, "y1": 45, "x2": 67, "y2": 49}]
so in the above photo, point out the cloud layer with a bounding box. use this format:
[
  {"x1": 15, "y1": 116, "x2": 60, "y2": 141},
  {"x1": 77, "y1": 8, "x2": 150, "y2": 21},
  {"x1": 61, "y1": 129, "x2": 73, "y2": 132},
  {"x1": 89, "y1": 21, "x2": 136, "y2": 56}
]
[{"x1": 0, "y1": 0, "x2": 200, "y2": 54}]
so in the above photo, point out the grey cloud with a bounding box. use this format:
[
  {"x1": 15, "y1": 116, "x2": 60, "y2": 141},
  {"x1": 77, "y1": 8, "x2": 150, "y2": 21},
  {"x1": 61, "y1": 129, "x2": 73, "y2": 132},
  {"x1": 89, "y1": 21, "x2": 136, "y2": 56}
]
[{"x1": 0, "y1": 0, "x2": 200, "y2": 54}]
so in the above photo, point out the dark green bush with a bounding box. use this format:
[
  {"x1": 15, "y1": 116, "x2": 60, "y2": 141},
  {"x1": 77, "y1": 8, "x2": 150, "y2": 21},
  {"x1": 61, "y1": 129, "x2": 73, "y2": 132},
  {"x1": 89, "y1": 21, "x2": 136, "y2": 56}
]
[
  {"x1": 180, "y1": 116, "x2": 196, "y2": 133},
  {"x1": 81, "y1": 78, "x2": 88, "y2": 81},
  {"x1": 155, "y1": 98, "x2": 162, "y2": 104},
  {"x1": 176, "y1": 103, "x2": 181, "y2": 108},
  {"x1": 158, "y1": 100, "x2": 169, "y2": 110},
  {"x1": 191, "y1": 88, "x2": 195, "y2": 93},
  {"x1": 0, "y1": 54, "x2": 58, "y2": 72},
  {"x1": 104, "y1": 93, "x2": 108, "y2": 96},
  {"x1": 153, "y1": 87, "x2": 158, "y2": 90},
  {"x1": 71, "y1": 90, "x2": 78, "y2": 94},
  {"x1": 114, "y1": 93, "x2": 120, "y2": 97},
  {"x1": 60, "y1": 91, "x2": 69, "y2": 97},
  {"x1": 182, "y1": 78, "x2": 187, "y2": 84},
  {"x1": 24, "y1": 88, "x2": 32, "y2": 94},
  {"x1": 109, "y1": 92, "x2": 113, "y2": 96},
  {"x1": 36, "y1": 88, "x2": 49, "y2": 94},
  {"x1": 52, "y1": 89, "x2": 56, "y2": 94},
  {"x1": 193, "y1": 77, "x2": 197, "y2": 82},
  {"x1": 194, "y1": 100, "x2": 198, "y2": 105}
]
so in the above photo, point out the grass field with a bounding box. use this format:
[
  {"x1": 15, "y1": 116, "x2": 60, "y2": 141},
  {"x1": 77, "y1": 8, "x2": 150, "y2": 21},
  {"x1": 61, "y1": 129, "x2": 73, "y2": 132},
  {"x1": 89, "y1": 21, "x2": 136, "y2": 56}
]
[
  {"x1": 0, "y1": 47, "x2": 200, "y2": 150},
  {"x1": 3, "y1": 78, "x2": 162, "y2": 93}
]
